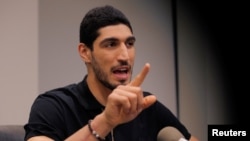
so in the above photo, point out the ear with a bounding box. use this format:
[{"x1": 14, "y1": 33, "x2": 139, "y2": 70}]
[{"x1": 78, "y1": 43, "x2": 91, "y2": 63}]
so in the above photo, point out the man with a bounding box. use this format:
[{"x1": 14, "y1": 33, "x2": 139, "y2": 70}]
[{"x1": 24, "y1": 5, "x2": 199, "y2": 141}]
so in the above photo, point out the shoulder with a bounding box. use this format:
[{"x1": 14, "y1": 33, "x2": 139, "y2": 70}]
[
  {"x1": 38, "y1": 84, "x2": 78, "y2": 101},
  {"x1": 31, "y1": 84, "x2": 80, "y2": 110}
]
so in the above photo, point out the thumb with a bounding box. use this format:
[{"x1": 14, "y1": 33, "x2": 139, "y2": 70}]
[{"x1": 142, "y1": 95, "x2": 157, "y2": 109}]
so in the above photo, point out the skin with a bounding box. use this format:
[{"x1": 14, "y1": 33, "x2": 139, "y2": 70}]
[{"x1": 27, "y1": 24, "x2": 198, "y2": 141}]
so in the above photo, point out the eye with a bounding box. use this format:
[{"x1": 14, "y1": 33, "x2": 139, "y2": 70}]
[
  {"x1": 105, "y1": 41, "x2": 117, "y2": 48},
  {"x1": 126, "y1": 39, "x2": 135, "y2": 48}
]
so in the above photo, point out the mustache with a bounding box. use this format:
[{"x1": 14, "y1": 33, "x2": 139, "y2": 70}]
[
  {"x1": 111, "y1": 61, "x2": 132, "y2": 70},
  {"x1": 119, "y1": 61, "x2": 129, "y2": 66}
]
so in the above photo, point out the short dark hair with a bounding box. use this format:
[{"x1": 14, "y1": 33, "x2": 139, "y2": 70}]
[{"x1": 79, "y1": 5, "x2": 133, "y2": 50}]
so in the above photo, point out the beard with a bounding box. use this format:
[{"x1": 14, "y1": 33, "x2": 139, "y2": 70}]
[{"x1": 91, "y1": 55, "x2": 132, "y2": 90}]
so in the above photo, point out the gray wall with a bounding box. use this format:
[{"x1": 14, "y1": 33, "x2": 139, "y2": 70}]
[{"x1": 0, "y1": 0, "x2": 38, "y2": 125}]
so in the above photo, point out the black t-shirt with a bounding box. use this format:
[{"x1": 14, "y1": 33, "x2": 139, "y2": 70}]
[{"x1": 24, "y1": 76, "x2": 191, "y2": 141}]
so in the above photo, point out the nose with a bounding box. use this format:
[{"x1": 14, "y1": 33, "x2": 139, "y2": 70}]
[{"x1": 117, "y1": 43, "x2": 129, "y2": 61}]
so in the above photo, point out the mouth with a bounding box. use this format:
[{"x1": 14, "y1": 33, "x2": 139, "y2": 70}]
[{"x1": 112, "y1": 65, "x2": 131, "y2": 80}]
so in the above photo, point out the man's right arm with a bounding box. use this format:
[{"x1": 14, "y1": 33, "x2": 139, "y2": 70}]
[{"x1": 27, "y1": 114, "x2": 113, "y2": 141}]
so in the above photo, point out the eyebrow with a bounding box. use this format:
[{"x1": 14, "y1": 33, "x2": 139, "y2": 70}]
[{"x1": 100, "y1": 36, "x2": 136, "y2": 45}]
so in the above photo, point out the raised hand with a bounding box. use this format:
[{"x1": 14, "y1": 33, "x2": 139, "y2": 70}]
[{"x1": 103, "y1": 63, "x2": 157, "y2": 128}]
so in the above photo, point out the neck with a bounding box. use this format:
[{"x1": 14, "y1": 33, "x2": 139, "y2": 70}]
[{"x1": 86, "y1": 74, "x2": 112, "y2": 106}]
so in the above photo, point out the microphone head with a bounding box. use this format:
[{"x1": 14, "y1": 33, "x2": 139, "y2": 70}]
[{"x1": 157, "y1": 126, "x2": 188, "y2": 141}]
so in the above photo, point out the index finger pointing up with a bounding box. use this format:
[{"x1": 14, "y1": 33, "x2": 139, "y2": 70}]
[{"x1": 129, "y1": 63, "x2": 150, "y2": 86}]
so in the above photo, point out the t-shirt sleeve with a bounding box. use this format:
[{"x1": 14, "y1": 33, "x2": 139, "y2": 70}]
[{"x1": 24, "y1": 94, "x2": 66, "y2": 141}]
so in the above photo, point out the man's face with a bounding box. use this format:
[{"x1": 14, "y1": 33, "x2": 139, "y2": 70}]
[{"x1": 91, "y1": 24, "x2": 135, "y2": 90}]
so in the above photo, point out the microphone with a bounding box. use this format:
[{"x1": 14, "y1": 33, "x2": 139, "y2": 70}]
[{"x1": 157, "y1": 126, "x2": 188, "y2": 141}]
